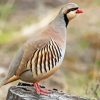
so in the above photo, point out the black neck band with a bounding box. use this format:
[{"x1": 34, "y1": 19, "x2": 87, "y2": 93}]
[{"x1": 64, "y1": 14, "x2": 69, "y2": 27}]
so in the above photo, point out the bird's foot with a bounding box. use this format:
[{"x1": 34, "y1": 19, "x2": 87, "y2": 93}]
[
  {"x1": 33, "y1": 83, "x2": 49, "y2": 95},
  {"x1": 36, "y1": 88, "x2": 49, "y2": 95}
]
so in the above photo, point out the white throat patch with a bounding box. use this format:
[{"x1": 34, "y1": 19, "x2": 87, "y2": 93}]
[{"x1": 67, "y1": 11, "x2": 77, "y2": 21}]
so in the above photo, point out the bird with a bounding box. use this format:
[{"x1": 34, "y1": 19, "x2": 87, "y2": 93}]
[{"x1": 0, "y1": 3, "x2": 83, "y2": 95}]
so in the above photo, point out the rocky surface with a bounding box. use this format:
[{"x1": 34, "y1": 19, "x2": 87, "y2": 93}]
[{"x1": 6, "y1": 83, "x2": 89, "y2": 100}]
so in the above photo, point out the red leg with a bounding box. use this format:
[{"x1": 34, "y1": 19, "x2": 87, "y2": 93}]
[{"x1": 33, "y1": 82, "x2": 49, "y2": 95}]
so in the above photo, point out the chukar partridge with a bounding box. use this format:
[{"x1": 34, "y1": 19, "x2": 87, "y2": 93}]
[{"x1": 0, "y1": 3, "x2": 83, "y2": 95}]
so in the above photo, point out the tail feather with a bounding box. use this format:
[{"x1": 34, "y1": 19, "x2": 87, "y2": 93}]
[
  {"x1": 0, "y1": 75, "x2": 19, "y2": 88},
  {"x1": 0, "y1": 48, "x2": 23, "y2": 88}
]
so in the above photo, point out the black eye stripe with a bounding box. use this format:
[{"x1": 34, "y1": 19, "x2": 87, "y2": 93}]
[{"x1": 67, "y1": 7, "x2": 78, "y2": 13}]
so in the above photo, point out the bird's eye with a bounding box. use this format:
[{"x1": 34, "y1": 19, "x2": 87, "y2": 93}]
[{"x1": 67, "y1": 7, "x2": 78, "y2": 13}]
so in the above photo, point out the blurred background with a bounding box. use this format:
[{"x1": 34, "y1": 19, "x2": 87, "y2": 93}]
[{"x1": 0, "y1": 0, "x2": 100, "y2": 99}]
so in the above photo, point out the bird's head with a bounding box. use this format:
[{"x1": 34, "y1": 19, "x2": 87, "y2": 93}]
[{"x1": 61, "y1": 3, "x2": 83, "y2": 21}]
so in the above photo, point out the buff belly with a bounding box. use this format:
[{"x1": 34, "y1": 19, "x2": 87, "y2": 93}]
[{"x1": 19, "y1": 65, "x2": 60, "y2": 83}]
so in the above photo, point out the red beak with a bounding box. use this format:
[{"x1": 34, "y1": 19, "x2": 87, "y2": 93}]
[{"x1": 76, "y1": 8, "x2": 84, "y2": 14}]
